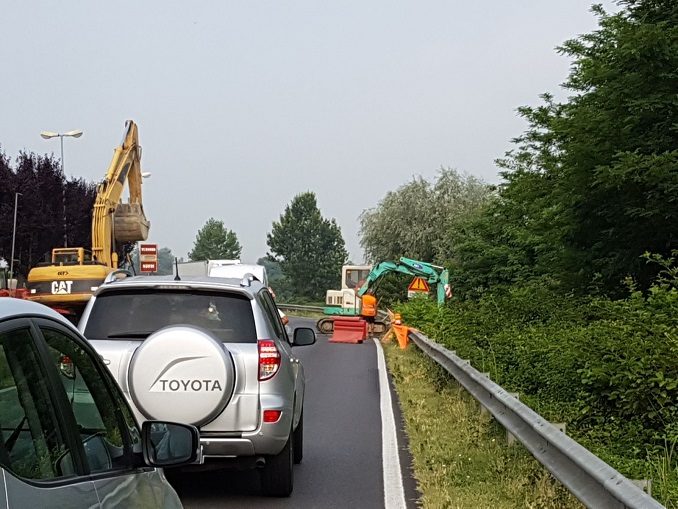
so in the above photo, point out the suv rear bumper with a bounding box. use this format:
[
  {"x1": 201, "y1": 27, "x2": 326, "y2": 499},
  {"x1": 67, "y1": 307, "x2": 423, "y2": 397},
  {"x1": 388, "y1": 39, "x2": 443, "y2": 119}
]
[
  {"x1": 201, "y1": 438, "x2": 256, "y2": 456},
  {"x1": 200, "y1": 405, "x2": 293, "y2": 460}
]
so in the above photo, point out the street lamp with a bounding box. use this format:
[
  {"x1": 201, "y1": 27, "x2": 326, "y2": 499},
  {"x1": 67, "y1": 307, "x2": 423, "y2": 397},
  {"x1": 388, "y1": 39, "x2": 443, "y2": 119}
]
[
  {"x1": 9, "y1": 192, "x2": 21, "y2": 296},
  {"x1": 40, "y1": 129, "x2": 83, "y2": 246}
]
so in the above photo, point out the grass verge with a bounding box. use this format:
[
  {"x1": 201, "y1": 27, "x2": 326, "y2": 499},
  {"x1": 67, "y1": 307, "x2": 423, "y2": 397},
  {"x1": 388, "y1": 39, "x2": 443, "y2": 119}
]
[{"x1": 384, "y1": 341, "x2": 582, "y2": 508}]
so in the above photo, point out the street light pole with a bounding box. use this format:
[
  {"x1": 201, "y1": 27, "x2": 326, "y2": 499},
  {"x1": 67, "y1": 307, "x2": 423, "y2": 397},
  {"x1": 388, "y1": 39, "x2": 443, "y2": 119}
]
[
  {"x1": 40, "y1": 129, "x2": 83, "y2": 247},
  {"x1": 9, "y1": 192, "x2": 21, "y2": 297},
  {"x1": 60, "y1": 135, "x2": 66, "y2": 246}
]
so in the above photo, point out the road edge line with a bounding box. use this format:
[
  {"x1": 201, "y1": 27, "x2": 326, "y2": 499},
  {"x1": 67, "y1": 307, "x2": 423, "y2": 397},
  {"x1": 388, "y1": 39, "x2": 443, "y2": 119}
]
[{"x1": 374, "y1": 338, "x2": 407, "y2": 509}]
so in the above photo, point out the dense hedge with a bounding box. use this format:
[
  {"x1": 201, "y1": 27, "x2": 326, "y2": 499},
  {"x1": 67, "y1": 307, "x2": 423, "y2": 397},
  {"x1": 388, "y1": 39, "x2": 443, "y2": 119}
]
[{"x1": 397, "y1": 275, "x2": 678, "y2": 503}]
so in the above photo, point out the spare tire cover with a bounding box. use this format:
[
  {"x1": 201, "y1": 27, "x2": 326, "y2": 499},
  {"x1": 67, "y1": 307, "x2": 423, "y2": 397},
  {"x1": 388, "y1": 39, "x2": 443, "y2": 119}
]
[{"x1": 128, "y1": 325, "x2": 235, "y2": 426}]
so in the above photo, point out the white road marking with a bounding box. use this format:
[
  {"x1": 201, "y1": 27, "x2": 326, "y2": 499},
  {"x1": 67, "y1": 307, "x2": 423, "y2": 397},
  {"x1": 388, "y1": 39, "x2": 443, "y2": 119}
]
[
  {"x1": 374, "y1": 338, "x2": 407, "y2": 509},
  {"x1": 2, "y1": 469, "x2": 8, "y2": 509}
]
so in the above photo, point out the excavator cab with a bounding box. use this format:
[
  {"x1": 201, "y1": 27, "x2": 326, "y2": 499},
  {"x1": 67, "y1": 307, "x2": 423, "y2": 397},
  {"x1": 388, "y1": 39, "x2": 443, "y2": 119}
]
[
  {"x1": 343, "y1": 266, "x2": 371, "y2": 290},
  {"x1": 324, "y1": 265, "x2": 372, "y2": 315},
  {"x1": 52, "y1": 248, "x2": 85, "y2": 266}
]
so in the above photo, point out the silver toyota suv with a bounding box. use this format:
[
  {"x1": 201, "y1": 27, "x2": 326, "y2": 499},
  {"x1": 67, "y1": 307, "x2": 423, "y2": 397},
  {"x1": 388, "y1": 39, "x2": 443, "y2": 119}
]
[{"x1": 78, "y1": 273, "x2": 316, "y2": 497}]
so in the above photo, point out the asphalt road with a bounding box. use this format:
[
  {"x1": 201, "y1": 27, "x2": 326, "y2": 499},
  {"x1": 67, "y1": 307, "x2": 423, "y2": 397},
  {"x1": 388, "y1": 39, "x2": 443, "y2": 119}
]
[{"x1": 170, "y1": 316, "x2": 403, "y2": 508}]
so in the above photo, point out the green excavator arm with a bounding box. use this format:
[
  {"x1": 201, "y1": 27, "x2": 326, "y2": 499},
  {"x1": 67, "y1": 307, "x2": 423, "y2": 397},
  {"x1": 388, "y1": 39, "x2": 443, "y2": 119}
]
[{"x1": 356, "y1": 257, "x2": 449, "y2": 305}]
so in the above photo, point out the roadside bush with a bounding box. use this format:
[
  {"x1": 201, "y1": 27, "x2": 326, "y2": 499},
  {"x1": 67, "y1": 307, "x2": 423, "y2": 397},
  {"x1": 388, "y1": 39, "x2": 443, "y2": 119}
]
[{"x1": 397, "y1": 277, "x2": 678, "y2": 462}]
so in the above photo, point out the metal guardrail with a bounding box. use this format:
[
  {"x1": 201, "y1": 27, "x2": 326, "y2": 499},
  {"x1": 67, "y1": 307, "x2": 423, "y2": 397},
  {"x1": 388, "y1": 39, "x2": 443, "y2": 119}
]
[
  {"x1": 277, "y1": 304, "x2": 325, "y2": 313},
  {"x1": 409, "y1": 329, "x2": 664, "y2": 509},
  {"x1": 278, "y1": 303, "x2": 391, "y2": 322}
]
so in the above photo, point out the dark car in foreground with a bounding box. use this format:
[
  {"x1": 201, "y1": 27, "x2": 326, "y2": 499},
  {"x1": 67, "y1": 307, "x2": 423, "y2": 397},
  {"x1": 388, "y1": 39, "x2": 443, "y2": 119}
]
[{"x1": 0, "y1": 298, "x2": 199, "y2": 508}]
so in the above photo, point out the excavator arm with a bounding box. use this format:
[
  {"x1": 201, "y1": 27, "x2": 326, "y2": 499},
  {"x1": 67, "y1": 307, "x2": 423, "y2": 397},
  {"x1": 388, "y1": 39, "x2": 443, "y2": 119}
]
[
  {"x1": 91, "y1": 120, "x2": 149, "y2": 268},
  {"x1": 26, "y1": 120, "x2": 150, "y2": 318},
  {"x1": 357, "y1": 257, "x2": 450, "y2": 305}
]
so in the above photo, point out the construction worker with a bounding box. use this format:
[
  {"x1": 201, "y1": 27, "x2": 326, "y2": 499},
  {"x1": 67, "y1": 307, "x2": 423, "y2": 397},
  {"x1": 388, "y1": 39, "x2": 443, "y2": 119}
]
[{"x1": 361, "y1": 290, "x2": 378, "y2": 336}]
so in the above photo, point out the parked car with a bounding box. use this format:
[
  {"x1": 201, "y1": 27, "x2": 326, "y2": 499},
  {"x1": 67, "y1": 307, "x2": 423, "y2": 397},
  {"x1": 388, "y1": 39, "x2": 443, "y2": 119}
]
[
  {"x1": 0, "y1": 298, "x2": 199, "y2": 508},
  {"x1": 78, "y1": 272, "x2": 316, "y2": 497}
]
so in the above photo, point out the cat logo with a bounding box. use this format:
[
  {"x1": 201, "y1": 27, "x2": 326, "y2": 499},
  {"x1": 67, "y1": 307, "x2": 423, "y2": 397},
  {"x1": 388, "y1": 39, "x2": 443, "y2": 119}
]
[{"x1": 51, "y1": 281, "x2": 74, "y2": 295}]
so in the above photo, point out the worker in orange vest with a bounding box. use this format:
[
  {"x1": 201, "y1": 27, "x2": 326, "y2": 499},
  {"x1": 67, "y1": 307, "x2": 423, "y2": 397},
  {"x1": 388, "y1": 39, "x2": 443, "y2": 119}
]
[{"x1": 361, "y1": 290, "x2": 378, "y2": 336}]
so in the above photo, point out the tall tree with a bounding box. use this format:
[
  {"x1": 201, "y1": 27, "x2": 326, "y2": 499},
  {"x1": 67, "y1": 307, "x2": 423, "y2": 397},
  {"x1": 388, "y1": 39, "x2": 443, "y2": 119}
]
[
  {"x1": 188, "y1": 218, "x2": 242, "y2": 261},
  {"x1": 359, "y1": 168, "x2": 492, "y2": 264},
  {"x1": 267, "y1": 192, "x2": 348, "y2": 300},
  {"x1": 257, "y1": 256, "x2": 292, "y2": 299},
  {"x1": 490, "y1": 1, "x2": 678, "y2": 293},
  {"x1": 0, "y1": 149, "x2": 95, "y2": 277}
]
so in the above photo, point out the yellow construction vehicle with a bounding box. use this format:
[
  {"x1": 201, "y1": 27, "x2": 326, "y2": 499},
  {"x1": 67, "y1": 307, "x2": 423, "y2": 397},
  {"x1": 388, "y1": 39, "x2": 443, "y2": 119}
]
[{"x1": 27, "y1": 120, "x2": 150, "y2": 317}]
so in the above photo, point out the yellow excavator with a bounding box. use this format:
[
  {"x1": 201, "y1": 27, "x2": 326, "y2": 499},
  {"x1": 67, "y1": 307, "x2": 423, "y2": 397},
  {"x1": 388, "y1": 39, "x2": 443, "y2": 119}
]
[{"x1": 27, "y1": 120, "x2": 150, "y2": 318}]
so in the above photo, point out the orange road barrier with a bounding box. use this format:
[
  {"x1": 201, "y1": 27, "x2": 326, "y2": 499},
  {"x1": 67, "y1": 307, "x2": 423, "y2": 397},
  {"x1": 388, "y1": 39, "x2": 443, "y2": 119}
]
[
  {"x1": 393, "y1": 324, "x2": 409, "y2": 349},
  {"x1": 381, "y1": 312, "x2": 409, "y2": 349},
  {"x1": 329, "y1": 317, "x2": 367, "y2": 344}
]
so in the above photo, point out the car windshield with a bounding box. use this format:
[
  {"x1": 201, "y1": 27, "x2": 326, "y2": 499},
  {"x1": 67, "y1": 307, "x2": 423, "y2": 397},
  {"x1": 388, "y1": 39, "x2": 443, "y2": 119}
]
[{"x1": 83, "y1": 289, "x2": 257, "y2": 343}]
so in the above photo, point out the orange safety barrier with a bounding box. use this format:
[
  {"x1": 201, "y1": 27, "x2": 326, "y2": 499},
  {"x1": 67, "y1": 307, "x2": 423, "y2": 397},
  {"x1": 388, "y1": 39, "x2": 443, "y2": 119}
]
[
  {"x1": 393, "y1": 324, "x2": 409, "y2": 349},
  {"x1": 0, "y1": 288, "x2": 29, "y2": 299},
  {"x1": 329, "y1": 317, "x2": 367, "y2": 344}
]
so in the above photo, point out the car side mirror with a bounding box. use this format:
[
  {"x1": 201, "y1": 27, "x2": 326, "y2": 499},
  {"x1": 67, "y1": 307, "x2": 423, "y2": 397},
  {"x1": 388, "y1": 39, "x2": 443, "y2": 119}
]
[
  {"x1": 292, "y1": 327, "x2": 316, "y2": 347},
  {"x1": 142, "y1": 421, "x2": 200, "y2": 467}
]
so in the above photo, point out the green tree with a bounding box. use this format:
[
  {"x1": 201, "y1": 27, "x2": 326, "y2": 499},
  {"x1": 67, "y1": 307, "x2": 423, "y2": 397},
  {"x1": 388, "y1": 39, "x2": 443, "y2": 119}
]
[
  {"x1": 490, "y1": 1, "x2": 678, "y2": 293},
  {"x1": 188, "y1": 218, "x2": 241, "y2": 261},
  {"x1": 157, "y1": 247, "x2": 175, "y2": 275},
  {"x1": 359, "y1": 167, "x2": 493, "y2": 264},
  {"x1": 267, "y1": 192, "x2": 348, "y2": 300},
  {"x1": 257, "y1": 256, "x2": 293, "y2": 299}
]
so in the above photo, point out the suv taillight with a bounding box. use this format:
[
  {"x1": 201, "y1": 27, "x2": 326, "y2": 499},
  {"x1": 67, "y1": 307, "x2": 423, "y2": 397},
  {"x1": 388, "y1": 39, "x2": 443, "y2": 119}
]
[{"x1": 258, "y1": 340, "x2": 280, "y2": 381}]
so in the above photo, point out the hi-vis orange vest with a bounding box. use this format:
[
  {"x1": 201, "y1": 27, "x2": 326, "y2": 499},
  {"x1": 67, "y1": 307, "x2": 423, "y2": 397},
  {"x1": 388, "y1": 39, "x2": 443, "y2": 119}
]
[{"x1": 361, "y1": 294, "x2": 377, "y2": 317}]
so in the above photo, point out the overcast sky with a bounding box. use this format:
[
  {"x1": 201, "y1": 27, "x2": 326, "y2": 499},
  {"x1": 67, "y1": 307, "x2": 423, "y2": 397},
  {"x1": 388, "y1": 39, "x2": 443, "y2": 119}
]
[{"x1": 1, "y1": 1, "x2": 617, "y2": 263}]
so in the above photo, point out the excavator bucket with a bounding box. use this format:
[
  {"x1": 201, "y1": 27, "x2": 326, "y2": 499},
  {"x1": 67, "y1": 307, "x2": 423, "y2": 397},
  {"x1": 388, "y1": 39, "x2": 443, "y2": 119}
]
[{"x1": 114, "y1": 203, "x2": 150, "y2": 242}]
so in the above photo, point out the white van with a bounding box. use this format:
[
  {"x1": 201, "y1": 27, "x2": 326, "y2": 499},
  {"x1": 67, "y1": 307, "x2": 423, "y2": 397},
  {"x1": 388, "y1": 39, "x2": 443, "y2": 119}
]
[
  {"x1": 209, "y1": 263, "x2": 268, "y2": 287},
  {"x1": 173, "y1": 259, "x2": 241, "y2": 278}
]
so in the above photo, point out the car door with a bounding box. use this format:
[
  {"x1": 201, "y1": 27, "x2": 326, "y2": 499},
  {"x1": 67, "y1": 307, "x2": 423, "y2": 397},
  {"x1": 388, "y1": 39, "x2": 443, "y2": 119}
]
[
  {"x1": 0, "y1": 318, "x2": 99, "y2": 509},
  {"x1": 32, "y1": 320, "x2": 182, "y2": 509}
]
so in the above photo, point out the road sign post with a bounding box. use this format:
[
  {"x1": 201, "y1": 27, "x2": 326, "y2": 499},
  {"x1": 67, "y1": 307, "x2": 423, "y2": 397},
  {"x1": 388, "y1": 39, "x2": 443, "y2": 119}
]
[
  {"x1": 139, "y1": 243, "x2": 158, "y2": 273},
  {"x1": 407, "y1": 276, "x2": 430, "y2": 299}
]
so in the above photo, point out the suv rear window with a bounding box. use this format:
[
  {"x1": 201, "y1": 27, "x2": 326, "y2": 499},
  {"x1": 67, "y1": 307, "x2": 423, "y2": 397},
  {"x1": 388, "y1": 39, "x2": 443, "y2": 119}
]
[{"x1": 84, "y1": 290, "x2": 257, "y2": 343}]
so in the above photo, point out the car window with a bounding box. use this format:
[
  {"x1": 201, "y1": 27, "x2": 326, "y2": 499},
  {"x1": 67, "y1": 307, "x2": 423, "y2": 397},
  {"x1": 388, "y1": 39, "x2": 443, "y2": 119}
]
[
  {"x1": 0, "y1": 326, "x2": 75, "y2": 480},
  {"x1": 84, "y1": 290, "x2": 257, "y2": 343},
  {"x1": 40, "y1": 327, "x2": 137, "y2": 474},
  {"x1": 258, "y1": 290, "x2": 287, "y2": 341}
]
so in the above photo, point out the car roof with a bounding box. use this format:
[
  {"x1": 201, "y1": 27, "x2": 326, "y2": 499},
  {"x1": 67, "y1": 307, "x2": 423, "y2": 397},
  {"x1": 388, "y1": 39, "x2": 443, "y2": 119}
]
[
  {"x1": 209, "y1": 264, "x2": 266, "y2": 281},
  {"x1": 0, "y1": 298, "x2": 77, "y2": 329},
  {"x1": 97, "y1": 274, "x2": 266, "y2": 297}
]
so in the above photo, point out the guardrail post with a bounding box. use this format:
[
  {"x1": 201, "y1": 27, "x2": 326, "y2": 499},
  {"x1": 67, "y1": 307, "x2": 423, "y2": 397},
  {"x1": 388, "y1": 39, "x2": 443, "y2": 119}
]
[
  {"x1": 631, "y1": 480, "x2": 652, "y2": 497},
  {"x1": 506, "y1": 393, "x2": 520, "y2": 445},
  {"x1": 480, "y1": 373, "x2": 492, "y2": 418},
  {"x1": 550, "y1": 422, "x2": 566, "y2": 434}
]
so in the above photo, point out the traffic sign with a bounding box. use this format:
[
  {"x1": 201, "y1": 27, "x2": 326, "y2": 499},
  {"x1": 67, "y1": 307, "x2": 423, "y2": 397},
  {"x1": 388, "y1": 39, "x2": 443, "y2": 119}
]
[
  {"x1": 140, "y1": 261, "x2": 158, "y2": 273},
  {"x1": 139, "y1": 243, "x2": 158, "y2": 273},
  {"x1": 140, "y1": 244, "x2": 158, "y2": 256},
  {"x1": 408, "y1": 277, "x2": 430, "y2": 292}
]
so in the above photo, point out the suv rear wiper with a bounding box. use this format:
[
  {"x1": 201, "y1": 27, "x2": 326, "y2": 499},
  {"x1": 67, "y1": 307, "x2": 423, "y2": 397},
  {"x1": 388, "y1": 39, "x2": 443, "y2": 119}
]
[{"x1": 106, "y1": 331, "x2": 154, "y2": 338}]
